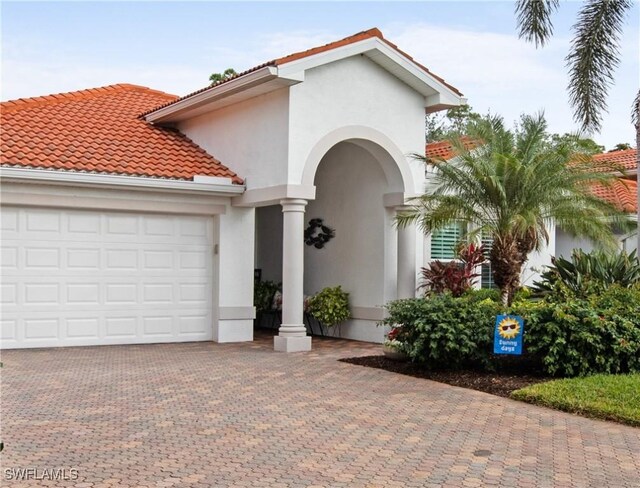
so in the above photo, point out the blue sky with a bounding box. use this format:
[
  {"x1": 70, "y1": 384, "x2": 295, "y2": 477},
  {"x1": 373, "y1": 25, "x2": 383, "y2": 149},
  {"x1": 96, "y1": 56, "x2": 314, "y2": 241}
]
[{"x1": 2, "y1": 1, "x2": 638, "y2": 149}]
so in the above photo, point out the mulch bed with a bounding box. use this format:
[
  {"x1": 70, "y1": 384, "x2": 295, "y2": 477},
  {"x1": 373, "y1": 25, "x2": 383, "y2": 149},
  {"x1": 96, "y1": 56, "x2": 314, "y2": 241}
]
[{"x1": 339, "y1": 355, "x2": 548, "y2": 398}]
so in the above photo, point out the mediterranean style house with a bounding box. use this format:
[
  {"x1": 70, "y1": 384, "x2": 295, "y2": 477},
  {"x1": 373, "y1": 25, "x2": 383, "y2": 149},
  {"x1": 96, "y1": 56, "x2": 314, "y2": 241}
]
[
  {"x1": 1, "y1": 29, "x2": 466, "y2": 351},
  {"x1": 2, "y1": 28, "x2": 636, "y2": 352}
]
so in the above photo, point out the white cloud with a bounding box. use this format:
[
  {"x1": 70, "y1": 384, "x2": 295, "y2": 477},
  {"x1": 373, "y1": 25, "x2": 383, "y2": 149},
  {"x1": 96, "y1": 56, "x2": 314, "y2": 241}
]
[
  {"x1": 2, "y1": 22, "x2": 636, "y2": 149},
  {"x1": 0, "y1": 30, "x2": 338, "y2": 102},
  {"x1": 383, "y1": 22, "x2": 637, "y2": 148}
]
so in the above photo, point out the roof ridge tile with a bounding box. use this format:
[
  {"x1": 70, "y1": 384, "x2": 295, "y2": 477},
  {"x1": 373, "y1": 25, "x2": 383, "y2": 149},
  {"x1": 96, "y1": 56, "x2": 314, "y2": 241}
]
[{"x1": 2, "y1": 84, "x2": 177, "y2": 112}]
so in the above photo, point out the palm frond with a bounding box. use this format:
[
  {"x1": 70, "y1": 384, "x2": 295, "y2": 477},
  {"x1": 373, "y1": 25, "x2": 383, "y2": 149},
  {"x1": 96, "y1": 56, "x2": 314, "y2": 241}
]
[
  {"x1": 515, "y1": 0, "x2": 560, "y2": 47},
  {"x1": 632, "y1": 89, "x2": 640, "y2": 129},
  {"x1": 566, "y1": 0, "x2": 632, "y2": 132}
]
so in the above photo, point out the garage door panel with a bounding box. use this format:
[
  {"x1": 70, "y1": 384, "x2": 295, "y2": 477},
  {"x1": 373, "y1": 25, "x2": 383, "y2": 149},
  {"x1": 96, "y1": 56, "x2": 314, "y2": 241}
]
[
  {"x1": 24, "y1": 317, "x2": 59, "y2": 340},
  {"x1": 106, "y1": 282, "x2": 139, "y2": 304},
  {"x1": 1, "y1": 318, "x2": 18, "y2": 342},
  {"x1": 25, "y1": 246, "x2": 61, "y2": 269},
  {"x1": 24, "y1": 282, "x2": 60, "y2": 305},
  {"x1": 1, "y1": 245, "x2": 18, "y2": 269},
  {"x1": 1, "y1": 207, "x2": 215, "y2": 349},
  {"x1": 106, "y1": 214, "x2": 139, "y2": 235},
  {"x1": 142, "y1": 283, "x2": 173, "y2": 304},
  {"x1": 25, "y1": 209, "x2": 62, "y2": 233},
  {"x1": 179, "y1": 315, "x2": 210, "y2": 335},
  {"x1": 67, "y1": 248, "x2": 101, "y2": 269},
  {"x1": 67, "y1": 211, "x2": 102, "y2": 235},
  {"x1": 65, "y1": 317, "x2": 100, "y2": 339}
]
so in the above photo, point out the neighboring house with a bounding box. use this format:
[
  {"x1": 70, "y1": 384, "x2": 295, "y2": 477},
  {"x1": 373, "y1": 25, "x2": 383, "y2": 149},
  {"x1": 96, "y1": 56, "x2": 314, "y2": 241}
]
[
  {"x1": 423, "y1": 143, "x2": 639, "y2": 288},
  {"x1": 0, "y1": 28, "x2": 465, "y2": 351},
  {"x1": 555, "y1": 148, "x2": 638, "y2": 256}
]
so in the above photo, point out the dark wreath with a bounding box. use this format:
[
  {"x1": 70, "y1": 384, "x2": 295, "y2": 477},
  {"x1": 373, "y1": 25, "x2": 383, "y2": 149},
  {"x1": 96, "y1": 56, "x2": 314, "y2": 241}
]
[{"x1": 304, "y1": 218, "x2": 335, "y2": 249}]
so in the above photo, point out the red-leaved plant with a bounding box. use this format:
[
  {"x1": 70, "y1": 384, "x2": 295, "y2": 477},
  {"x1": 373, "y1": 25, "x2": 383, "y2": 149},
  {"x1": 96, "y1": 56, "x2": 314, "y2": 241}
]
[{"x1": 419, "y1": 243, "x2": 487, "y2": 297}]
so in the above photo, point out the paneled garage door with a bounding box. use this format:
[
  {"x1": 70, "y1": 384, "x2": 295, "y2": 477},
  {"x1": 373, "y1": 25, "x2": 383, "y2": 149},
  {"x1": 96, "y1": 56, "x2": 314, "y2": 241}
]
[{"x1": 1, "y1": 206, "x2": 215, "y2": 349}]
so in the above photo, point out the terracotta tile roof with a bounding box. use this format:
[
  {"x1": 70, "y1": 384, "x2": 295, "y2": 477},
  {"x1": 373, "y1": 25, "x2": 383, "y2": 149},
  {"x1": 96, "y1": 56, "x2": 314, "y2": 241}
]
[
  {"x1": 142, "y1": 28, "x2": 462, "y2": 117},
  {"x1": 590, "y1": 179, "x2": 638, "y2": 213},
  {"x1": 591, "y1": 148, "x2": 637, "y2": 174},
  {"x1": 425, "y1": 140, "x2": 637, "y2": 213},
  {"x1": 1, "y1": 84, "x2": 242, "y2": 183},
  {"x1": 425, "y1": 138, "x2": 477, "y2": 161}
]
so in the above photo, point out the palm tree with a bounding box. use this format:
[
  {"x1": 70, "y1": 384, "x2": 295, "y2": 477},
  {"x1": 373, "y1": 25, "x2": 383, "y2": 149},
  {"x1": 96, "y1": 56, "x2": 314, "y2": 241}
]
[
  {"x1": 515, "y1": 0, "x2": 639, "y2": 250},
  {"x1": 515, "y1": 0, "x2": 636, "y2": 134},
  {"x1": 209, "y1": 68, "x2": 237, "y2": 85},
  {"x1": 398, "y1": 113, "x2": 634, "y2": 305}
]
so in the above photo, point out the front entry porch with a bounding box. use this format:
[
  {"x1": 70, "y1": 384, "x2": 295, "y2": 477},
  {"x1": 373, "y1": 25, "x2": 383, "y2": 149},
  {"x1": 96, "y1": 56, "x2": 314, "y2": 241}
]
[{"x1": 252, "y1": 138, "x2": 420, "y2": 351}]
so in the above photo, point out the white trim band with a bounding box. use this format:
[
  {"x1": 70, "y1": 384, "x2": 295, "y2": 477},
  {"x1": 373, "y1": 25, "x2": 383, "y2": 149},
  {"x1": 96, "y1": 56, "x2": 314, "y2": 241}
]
[{"x1": 0, "y1": 167, "x2": 245, "y2": 195}]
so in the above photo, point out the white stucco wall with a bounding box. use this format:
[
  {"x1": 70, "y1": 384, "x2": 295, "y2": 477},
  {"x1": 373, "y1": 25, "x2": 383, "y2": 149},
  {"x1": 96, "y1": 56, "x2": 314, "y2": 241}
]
[
  {"x1": 304, "y1": 142, "x2": 392, "y2": 343},
  {"x1": 305, "y1": 142, "x2": 387, "y2": 302},
  {"x1": 288, "y1": 55, "x2": 426, "y2": 194},
  {"x1": 255, "y1": 205, "x2": 283, "y2": 283},
  {"x1": 216, "y1": 205, "x2": 256, "y2": 342},
  {"x1": 178, "y1": 88, "x2": 290, "y2": 190},
  {"x1": 176, "y1": 52, "x2": 447, "y2": 345},
  {"x1": 522, "y1": 224, "x2": 556, "y2": 285},
  {"x1": 555, "y1": 228, "x2": 598, "y2": 259},
  {"x1": 556, "y1": 226, "x2": 638, "y2": 257}
]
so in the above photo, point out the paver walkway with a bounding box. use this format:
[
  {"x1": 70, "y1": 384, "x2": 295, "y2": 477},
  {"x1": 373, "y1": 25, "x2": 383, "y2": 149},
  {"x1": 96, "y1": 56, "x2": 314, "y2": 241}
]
[{"x1": 2, "y1": 331, "x2": 639, "y2": 487}]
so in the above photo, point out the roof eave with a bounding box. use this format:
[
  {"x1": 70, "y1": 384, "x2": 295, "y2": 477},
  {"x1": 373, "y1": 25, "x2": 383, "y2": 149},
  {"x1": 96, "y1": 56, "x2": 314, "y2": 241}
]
[
  {"x1": 144, "y1": 66, "x2": 297, "y2": 124},
  {"x1": 0, "y1": 167, "x2": 245, "y2": 195},
  {"x1": 144, "y1": 36, "x2": 465, "y2": 124},
  {"x1": 276, "y1": 37, "x2": 465, "y2": 112}
]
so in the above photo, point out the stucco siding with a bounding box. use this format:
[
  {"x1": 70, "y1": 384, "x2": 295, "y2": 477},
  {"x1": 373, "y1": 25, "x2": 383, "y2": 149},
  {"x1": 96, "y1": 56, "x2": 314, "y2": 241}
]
[
  {"x1": 288, "y1": 55, "x2": 426, "y2": 193},
  {"x1": 178, "y1": 88, "x2": 290, "y2": 189}
]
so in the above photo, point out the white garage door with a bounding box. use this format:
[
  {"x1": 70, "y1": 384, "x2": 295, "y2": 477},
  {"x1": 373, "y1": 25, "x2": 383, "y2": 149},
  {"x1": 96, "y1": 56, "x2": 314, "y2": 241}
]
[{"x1": 1, "y1": 206, "x2": 215, "y2": 349}]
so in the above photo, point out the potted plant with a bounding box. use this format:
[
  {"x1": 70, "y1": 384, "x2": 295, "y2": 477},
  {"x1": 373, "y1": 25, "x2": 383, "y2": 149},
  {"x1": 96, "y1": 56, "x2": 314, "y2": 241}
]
[
  {"x1": 382, "y1": 325, "x2": 408, "y2": 361},
  {"x1": 307, "y1": 286, "x2": 351, "y2": 333}
]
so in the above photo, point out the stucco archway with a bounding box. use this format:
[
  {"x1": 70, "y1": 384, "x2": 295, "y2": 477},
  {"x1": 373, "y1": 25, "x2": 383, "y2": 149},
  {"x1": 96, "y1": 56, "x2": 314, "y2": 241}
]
[
  {"x1": 258, "y1": 128, "x2": 420, "y2": 351},
  {"x1": 300, "y1": 135, "x2": 418, "y2": 343},
  {"x1": 300, "y1": 126, "x2": 416, "y2": 195}
]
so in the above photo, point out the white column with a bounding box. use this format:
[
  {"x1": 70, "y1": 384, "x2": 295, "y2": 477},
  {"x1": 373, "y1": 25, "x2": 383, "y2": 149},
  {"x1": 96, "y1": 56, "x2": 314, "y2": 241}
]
[
  {"x1": 274, "y1": 198, "x2": 312, "y2": 352},
  {"x1": 396, "y1": 206, "x2": 416, "y2": 299}
]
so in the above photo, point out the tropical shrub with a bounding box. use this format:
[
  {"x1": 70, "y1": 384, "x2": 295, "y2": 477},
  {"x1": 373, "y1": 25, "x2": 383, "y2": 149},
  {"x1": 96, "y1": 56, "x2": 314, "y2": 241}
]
[
  {"x1": 308, "y1": 286, "x2": 351, "y2": 327},
  {"x1": 383, "y1": 285, "x2": 640, "y2": 377},
  {"x1": 254, "y1": 280, "x2": 281, "y2": 313},
  {"x1": 419, "y1": 243, "x2": 486, "y2": 297},
  {"x1": 533, "y1": 249, "x2": 640, "y2": 298},
  {"x1": 382, "y1": 292, "x2": 502, "y2": 370},
  {"x1": 521, "y1": 285, "x2": 640, "y2": 377}
]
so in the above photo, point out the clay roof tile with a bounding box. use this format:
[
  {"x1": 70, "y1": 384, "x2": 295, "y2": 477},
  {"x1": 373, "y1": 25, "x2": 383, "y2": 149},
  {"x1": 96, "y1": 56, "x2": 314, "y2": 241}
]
[{"x1": 1, "y1": 84, "x2": 242, "y2": 183}]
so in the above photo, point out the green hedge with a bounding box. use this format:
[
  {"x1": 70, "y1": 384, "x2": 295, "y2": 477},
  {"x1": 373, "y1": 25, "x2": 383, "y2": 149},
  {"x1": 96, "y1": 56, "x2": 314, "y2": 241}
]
[
  {"x1": 523, "y1": 286, "x2": 640, "y2": 377},
  {"x1": 383, "y1": 291, "x2": 502, "y2": 370},
  {"x1": 383, "y1": 286, "x2": 640, "y2": 377}
]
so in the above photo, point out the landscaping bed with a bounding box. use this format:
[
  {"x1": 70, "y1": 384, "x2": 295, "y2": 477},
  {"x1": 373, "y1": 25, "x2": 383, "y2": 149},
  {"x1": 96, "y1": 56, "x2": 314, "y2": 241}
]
[
  {"x1": 340, "y1": 356, "x2": 640, "y2": 427},
  {"x1": 339, "y1": 355, "x2": 546, "y2": 398}
]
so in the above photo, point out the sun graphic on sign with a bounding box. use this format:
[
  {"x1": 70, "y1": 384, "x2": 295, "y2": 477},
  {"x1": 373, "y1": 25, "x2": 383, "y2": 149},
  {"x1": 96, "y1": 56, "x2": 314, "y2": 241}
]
[{"x1": 497, "y1": 317, "x2": 521, "y2": 339}]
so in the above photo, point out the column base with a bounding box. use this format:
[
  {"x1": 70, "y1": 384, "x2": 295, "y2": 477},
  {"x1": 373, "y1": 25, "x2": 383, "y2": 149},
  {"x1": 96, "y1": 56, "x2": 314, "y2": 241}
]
[{"x1": 274, "y1": 335, "x2": 312, "y2": 352}]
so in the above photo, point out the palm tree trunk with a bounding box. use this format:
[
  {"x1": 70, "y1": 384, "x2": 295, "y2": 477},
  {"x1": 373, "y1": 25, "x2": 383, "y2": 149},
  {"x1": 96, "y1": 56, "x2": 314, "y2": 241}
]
[{"x1": 490, "y1": 235, "x2": 524, "y2": 306}]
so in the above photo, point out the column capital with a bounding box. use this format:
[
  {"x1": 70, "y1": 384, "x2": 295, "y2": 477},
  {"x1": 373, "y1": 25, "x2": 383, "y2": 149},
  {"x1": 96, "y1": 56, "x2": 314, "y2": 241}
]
[
  {"x1": 383, "y1": 192, "x2": 417, "y2": 208},
  {"x1": 394, "y1": 204, "x2": 414, "y2": 214},
  {"x1": 280, "y1": 198, "x2": 308, "y2": 213}
]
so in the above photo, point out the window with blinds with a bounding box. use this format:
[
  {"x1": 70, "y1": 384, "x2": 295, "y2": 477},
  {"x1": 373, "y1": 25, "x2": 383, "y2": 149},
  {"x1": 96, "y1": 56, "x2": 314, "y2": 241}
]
[
  {"x1": 430, "y1": 222, "x2": 466, "y2": 260},
  {"x1": 481, "y1": 233, "x2": 496, "y2": 289}
]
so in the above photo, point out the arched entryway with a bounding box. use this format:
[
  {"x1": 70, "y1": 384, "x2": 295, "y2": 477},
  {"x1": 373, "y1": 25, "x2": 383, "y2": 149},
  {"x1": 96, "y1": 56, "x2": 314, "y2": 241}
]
[
  {"x1": 254, "y1": 129, "x2": 419, "y2": 351},
  {"x1": 303, "y1": 139, "x2": 411, "y2": 342}
]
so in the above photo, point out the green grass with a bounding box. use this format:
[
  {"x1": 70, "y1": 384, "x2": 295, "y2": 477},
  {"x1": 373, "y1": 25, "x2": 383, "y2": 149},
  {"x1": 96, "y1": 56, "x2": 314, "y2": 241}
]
[{"x1": 511, "y1": 374, "x2": 640, "y2": 427}]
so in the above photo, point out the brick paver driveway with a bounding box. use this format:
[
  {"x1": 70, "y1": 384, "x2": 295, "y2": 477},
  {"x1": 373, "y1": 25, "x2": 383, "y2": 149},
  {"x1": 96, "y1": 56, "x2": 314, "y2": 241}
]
[{"x1": 2, "y1": 332, "x2": 639, "y2": 488}]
